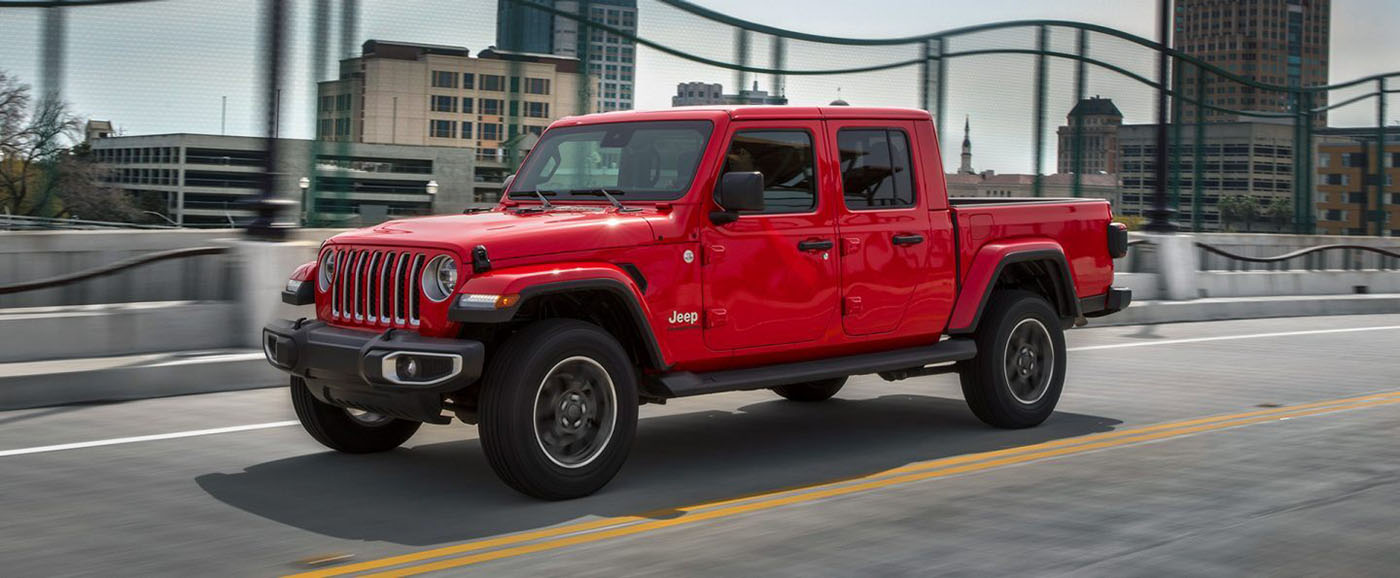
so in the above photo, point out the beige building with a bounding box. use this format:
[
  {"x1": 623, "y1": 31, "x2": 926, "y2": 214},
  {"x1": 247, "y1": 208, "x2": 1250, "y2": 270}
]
[
  {"x1": 945, "y1": 172, "x2": 1121, "y2": 207},
  {"x1": 318, "y1": 40, "x2": 585, "y2": 202},
  {"x1": 1056, "y1": 97, "x2": 1122, "y2": 175},
  {"x1": 1116, "y1": 121, "x2": 1295, "y2": 231}
]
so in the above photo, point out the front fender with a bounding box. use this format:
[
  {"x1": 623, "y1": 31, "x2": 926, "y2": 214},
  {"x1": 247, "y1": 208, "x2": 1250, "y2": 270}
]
[
  {"x1": 946, "y1": 239, "x2": 1077, "y2": 334},
  {"x1": 449, "y1": 262, "x2": 667, "y2": 368}
]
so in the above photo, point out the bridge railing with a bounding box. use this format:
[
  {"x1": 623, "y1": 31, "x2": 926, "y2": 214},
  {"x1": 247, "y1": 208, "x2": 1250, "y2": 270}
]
[{"x1": 2, "y1": 0, "x2": 1394, "y2": 235}]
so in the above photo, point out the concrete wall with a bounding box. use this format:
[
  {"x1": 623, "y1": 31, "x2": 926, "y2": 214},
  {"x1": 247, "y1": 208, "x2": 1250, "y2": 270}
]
[{"x1": 0, "y1": 229, "x2": 343, "y2": 308}]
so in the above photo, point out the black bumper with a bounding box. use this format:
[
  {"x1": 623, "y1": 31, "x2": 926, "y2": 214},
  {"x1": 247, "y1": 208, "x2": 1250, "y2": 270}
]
[
  {"x1": 262, "y1": 319, "x2": 485, "y2": 423},
  {"x1": 1080, "y1": 287, "x2": 1133, "y2": 318}
]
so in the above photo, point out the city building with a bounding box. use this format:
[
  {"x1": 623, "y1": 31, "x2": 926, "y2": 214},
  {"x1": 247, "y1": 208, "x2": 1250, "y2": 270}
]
[
  {"x1": 89, "y1": 133, "x2": 474, "y2": 228},
  {"x1": 1313, "y1": 128, "x2": 1400, "y2": 236},
  {"x1": 496, "y1": 0, "x2": 637, "y2": 112},
  {"x1": 944, "y1": 171, "x2": 1121, "y2": 206},
  {"x1": 1173, "y1": 0, "x2": 1331, "y2": 124},
  {"x1": 1116, "y1": 121, "x2": 1295, "y2": 231},
  {"x1": 317, "y1": 40, "x2": 582, "y2": 202},
  {"x1": 84, "y1": 120, "x2": 115, "y2": 143},
  {"x1": 1056, "y1": 97, "x2": 1122, "y2": 175},
  {"x1": 957, "y1": 117, "x2": 975, "y2": 175},
  {"x1": 949, "y1": 119, "x2": 1119, "y2": 205},
  {"x1": 671, "y1": 81, "x2": 787, "y2": 106}
]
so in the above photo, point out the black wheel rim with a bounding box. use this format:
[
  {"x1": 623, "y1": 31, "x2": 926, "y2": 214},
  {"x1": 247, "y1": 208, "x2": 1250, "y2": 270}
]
[
  {"x1": 533, "y1": 356, "x2": 617, "y2": 469},
  {"x1": 1003, "y1": 317, "x2": 1054, "y2": 404}
]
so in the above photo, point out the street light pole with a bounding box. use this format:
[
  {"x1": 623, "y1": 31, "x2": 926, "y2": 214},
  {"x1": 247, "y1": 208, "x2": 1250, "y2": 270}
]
[
  {"x1": 246, "y1": 0, "x2": 293, "y2": 240},
  {"x1": 1146, "y1": 0, "x2": 1179, "y2": 233},
  {"x1": 298, "y1": 176, "x2": 311, "y2": 226}
]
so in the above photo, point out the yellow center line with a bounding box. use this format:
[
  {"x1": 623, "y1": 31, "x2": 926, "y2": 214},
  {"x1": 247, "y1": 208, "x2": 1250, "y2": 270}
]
[{"x1": 287, "y1": 390, "x2": 1400, "y2": 578}]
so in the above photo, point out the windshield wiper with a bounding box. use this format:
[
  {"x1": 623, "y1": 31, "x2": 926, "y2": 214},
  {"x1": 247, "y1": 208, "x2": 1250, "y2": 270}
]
[
  {"x1": 531, "y1": 187, "x2": 555, "y2": 209},
  {"x1": 569, "y1": 188, "x2": 641, "y2": 212}
]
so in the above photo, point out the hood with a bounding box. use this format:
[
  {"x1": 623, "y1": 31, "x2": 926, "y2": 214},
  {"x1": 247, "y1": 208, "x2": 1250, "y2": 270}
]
[{"x1": 326, "y1": 206, "x2": 660, "y2": 261}]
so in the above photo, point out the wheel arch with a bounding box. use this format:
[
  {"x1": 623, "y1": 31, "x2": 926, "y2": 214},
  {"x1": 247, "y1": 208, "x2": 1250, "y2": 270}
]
[
  {"x1": 947, "y1": 242, "x2": 1080, "y2": 335},
  {"x1": 451, "y1": 263, "x2": 668, "y2": 371}
]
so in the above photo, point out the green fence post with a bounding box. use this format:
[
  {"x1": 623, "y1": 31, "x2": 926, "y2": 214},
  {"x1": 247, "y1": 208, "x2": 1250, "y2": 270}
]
[
  {"x1": 935, "y1": 38, "x2": 948, "y2": 162},
  {"x1": 1032, "y1": 25, "x2": 1048, "y2": 197},
  {"x1": 1193, "y1": 65, "x2": 1205, "y2": 232},
  {"x1": 1377, "y1": 78, "x2": 1388, "y2": 236},
  {"x1": 771, "y1": 37, "x2": 786, "y2": 103},
  {"x1": 1170, "y1": 58, "x2": 1183, "y2": 214},
  {"x1": 920, "y1": 39, "x2": 933, "y2": 113},
  {"x1": 1072, "y1": 28, "x2": 1087, "y2": 198},
  {"x1": 734, "y1": 28, "x2": 750, "y2": 97}
]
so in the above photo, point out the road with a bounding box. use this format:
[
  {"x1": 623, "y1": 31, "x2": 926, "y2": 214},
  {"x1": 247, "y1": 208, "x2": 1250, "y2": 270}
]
[{"x1": 2, "y1": 315, "x2": 1400, "y2": 577}]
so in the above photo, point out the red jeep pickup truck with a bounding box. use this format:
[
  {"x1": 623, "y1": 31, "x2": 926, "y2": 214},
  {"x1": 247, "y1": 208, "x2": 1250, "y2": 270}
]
[{"x1": 264, "y1": 106, "x2": 1130, "y2": 500}]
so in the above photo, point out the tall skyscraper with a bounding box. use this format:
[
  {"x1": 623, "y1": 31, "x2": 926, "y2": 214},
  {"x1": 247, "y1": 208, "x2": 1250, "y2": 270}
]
[
  {"x1": 1173, "y1": 0, "x2": 1330, "y2": 124},
  {"x1": 1056, "y1": 97, "x2": 1123, "y2": 175},
  {"x1": 496, "y1": 0, "x2": 637, "y2": 112}
]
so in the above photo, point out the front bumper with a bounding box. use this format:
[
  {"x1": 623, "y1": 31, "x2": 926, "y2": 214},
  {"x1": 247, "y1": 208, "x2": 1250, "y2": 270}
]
[{"x1": 262, "y1": 319, "x2": 485, "y2": 423}]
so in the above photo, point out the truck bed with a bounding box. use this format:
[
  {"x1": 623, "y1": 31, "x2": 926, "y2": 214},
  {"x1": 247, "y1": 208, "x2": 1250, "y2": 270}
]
[{"x1": 949, "y1": 197, "x2": 1116, "y2": 301}]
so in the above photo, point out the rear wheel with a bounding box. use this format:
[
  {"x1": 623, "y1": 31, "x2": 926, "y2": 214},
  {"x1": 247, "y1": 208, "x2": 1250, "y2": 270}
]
[
  {"x1": 771, "y1": 377, "x2": 847, "y2": 402},
  {"x1": 290, "y1": 377, "x2": 421, "y2": 453},
  {"x1": 958, "y1": 290, "x2": 1067, "y2": 429},
  {"x1": 478, "y1": 320, "x2": 639, "y2": 500}
]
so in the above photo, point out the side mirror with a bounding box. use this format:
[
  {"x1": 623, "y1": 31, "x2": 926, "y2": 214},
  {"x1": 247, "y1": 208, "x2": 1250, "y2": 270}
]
[{"x1": 715, "y1": 171, "x2": 765, "y2": 214}]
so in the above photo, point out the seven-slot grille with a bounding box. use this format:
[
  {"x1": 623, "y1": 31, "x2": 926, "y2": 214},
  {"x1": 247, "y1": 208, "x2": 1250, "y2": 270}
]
[{"x1": 327, "y1": 247, "x2": 427, "y2": 327}]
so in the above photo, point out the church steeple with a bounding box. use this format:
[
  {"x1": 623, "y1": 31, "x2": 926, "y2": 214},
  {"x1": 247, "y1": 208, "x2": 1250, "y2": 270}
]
[{"x1": 958, "y1": 116, "x2": 975, "y2": 175}]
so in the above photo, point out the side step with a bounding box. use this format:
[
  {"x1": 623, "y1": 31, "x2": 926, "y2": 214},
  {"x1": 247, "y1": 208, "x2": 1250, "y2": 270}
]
[{"x1": 653, "y1": 339, "x2": 978, "y2": 398}]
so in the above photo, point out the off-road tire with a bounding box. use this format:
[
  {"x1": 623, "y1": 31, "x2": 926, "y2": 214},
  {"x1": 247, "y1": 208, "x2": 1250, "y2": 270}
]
[
  {"x1": 290, "y1": 377, "x2": 422, "y2": 453},
  {"x1": 958, "y1": 290, "x2": 1067, "y2": 429},
  {"x1": 478, "y1": 319, "x2": 639, "y2": 500},
  {"x1": 771, "y1": 377, "x2": 848, "y2": 402}
]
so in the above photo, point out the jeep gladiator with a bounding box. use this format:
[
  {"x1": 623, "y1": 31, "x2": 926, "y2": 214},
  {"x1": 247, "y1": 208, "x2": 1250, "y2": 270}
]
[{"x1": 264, "y1": 106, "x2": 1131, "y2": 500}]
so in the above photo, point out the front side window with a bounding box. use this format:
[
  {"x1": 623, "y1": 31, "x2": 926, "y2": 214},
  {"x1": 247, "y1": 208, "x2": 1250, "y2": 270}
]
[
  {"x1": 508, "y1": 120, "x2": 712, "y2": 202},
  {"x1": 837, "y1": 128, "x2": 916, "y2": 210},
  {"x1": 721, "y1": 130, "x2": 817, "y2": 214}
]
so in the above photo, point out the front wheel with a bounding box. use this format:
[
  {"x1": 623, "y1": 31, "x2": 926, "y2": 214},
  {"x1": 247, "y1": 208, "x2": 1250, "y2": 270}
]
[
  {"x1": 957, "y1": 290, "x2": 1067, "y2": 429},
  {"x1": 478, "y1": 320, "x2": 639, "y2": 500},
  {"x1": 290, "y1": 377, "x2": 421, "y2": 453}
]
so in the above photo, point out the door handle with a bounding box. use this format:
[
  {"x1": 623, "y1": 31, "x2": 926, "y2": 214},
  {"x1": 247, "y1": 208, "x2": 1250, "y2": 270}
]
[
  {"x1": 798, "y1": 239, "x2": 834, "y2": 252},
  {"x1": 892, "y1": 234, "x2": 925, "y2": 246}
]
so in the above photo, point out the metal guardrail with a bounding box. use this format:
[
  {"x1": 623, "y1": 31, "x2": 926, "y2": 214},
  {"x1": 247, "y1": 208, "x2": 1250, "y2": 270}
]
[
  {"x1": 1195, "y1": 242, "x2": 1400, "y2": 272},
  {"x1": 0, "y1": 246, "x2": 229, "y2": 296},
  {"x1": 0, "y1": 214, "x2": 180, "y2": 231}
]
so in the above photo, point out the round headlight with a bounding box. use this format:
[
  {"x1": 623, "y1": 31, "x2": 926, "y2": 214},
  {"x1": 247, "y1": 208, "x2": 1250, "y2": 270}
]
[
  {"x1": 318, "y1": 249, "x2": 336, "y2": 291},
  {"x1": 421, "y1": 255, "x2": 457, "y2": 302}
]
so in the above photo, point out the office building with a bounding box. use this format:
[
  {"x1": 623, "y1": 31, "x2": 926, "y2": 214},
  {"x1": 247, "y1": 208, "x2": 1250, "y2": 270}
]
[
  {"x1": 1056, "y1": 97, "x2": 1122, "y2": 175},
  {"x1": 317, "y1": 40, "x2": 583, "y2": 202},
  {"x1": 1116, "y1": 121, "x2": 1295, "y2": 231},
  {"x1": 496, "y1": 0, "x2": 638, "y2": 112},
  {"x1": 1314, "y1": 128, "x2": 1400, "y2": 236},
  {"x1": 1173, "y1": 0, "x2": 1330, "y2": 124},
  {"x1": 672, "y1": 81, "x2": 787, "y2": 106},
  {"x1": 89, "y1": 133, "x2": 474, "y2": 228}
]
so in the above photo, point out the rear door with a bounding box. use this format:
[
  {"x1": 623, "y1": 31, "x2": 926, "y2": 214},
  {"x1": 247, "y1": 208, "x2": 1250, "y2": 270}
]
[
  {"x1": 828, "y1": 120, "x2": 932, "y2": 335},
  {"x1": 701, "y1": 120, "x2": 839, "y2": 350}
]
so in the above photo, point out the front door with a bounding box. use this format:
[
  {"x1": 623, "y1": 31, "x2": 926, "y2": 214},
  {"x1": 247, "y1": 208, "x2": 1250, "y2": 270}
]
[
  {"x1": 828, "y1": 121, "x2": 932, "y2": 335},
  {"x1": 702, "y1": 121, "x2": 839, "y2": 350}
]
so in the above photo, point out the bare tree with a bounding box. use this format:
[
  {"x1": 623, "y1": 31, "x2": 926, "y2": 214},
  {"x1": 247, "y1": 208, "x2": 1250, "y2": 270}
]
[{"x1": 0, "y1": 70, "x2": 138, "y2": 220}]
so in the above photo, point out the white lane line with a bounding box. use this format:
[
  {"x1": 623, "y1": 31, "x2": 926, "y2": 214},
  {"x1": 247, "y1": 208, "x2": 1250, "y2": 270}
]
[
  {"x1": 1070, "y1": 325, "x2": 1400, "y2": 352},
  {"x1": 5, "y1": 324, "x2": 1398, "y2": 458},
  {"x1": 0, "y1": 421, "x2": 298, "y2": 458}
]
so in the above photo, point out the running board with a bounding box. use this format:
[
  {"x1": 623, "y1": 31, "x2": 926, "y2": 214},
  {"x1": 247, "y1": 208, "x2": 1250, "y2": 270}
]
[{"x1": 653, "y1": 339, "x2": 978, "y2": 398}]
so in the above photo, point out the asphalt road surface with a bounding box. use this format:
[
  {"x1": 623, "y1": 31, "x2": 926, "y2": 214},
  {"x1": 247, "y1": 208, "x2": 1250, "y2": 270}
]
[{"x1": 3, "y1": 315, "x2": 1400, "y2": 577}]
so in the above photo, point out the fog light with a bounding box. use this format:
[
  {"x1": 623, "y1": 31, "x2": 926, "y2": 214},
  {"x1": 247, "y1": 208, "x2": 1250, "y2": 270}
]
[{"x1": 397, "y1": 356, "x2": 420, "y2": 378}]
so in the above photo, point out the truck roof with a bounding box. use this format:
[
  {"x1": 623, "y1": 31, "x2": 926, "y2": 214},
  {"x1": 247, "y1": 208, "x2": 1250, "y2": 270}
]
[{"x1": 553, "y1": 105, "x2": 933, "y2": 127}]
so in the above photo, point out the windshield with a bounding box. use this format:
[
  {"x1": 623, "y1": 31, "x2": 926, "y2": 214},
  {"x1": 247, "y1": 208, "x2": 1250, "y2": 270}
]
[{"x1": 508, "y1": 120, "x2": 713, "y2": 202}]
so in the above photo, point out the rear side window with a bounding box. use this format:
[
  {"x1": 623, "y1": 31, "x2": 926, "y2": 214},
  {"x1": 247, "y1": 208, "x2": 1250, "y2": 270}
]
[
  {"x1": 837, "y1": 128, "x2": 916, "y2": 210},
  {"x1": 721, "y1": 130, "x2": 817, "y2": 214}
]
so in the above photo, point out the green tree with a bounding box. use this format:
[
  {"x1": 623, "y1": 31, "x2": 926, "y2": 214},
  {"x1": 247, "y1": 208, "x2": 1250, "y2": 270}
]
[
  {"x1": 0, "y1": 70, "x2": 138, "y2": 221},
  {"x1": 1220, "y1": 194, "x2": 1259, "y2": 232},
  {"x1": 1266, "y1": 196, "x2": 1293, "y2": 232}
]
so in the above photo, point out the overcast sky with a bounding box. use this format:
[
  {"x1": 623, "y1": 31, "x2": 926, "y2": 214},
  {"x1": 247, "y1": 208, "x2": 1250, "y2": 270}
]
[{"x1": 1, "y1": 0, "x2": 1395, "y2": 173}]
